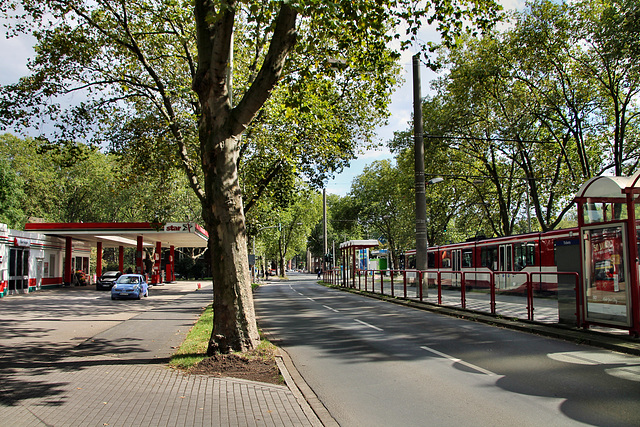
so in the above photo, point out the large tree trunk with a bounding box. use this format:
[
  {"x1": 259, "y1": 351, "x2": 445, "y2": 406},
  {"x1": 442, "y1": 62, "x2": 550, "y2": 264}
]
[
  {"x1": 202, "y1": 131, "x2": 260, "y2": 354},
  {"x1": 192, "y1": 0, "x2": 298, "y2": 354}
]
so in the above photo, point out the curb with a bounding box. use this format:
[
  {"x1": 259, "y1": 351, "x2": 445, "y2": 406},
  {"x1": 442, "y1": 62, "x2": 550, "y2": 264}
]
[{"x1": 276, "y1": 348, "x2": 339, "y2": 427}]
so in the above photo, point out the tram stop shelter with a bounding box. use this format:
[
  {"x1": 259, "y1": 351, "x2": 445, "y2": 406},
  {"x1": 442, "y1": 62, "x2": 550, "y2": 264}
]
[
  {"x1": 24, "y1": 222, "x2": 209, "y2": 285},
  {"x1": 574, "y1": 171, "x2": 640, "y2": 336},
  {"x1": 339, "y1": 239, "x2": 379, "y2": 288}
]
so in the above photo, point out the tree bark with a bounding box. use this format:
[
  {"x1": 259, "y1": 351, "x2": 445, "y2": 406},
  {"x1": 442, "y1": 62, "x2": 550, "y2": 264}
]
[{"x1": 192, "y1": 0, "x2": 297, "y2": 353}]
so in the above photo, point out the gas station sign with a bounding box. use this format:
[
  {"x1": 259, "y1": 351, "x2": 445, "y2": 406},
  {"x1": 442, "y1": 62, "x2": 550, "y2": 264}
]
[{"x1": 164, "y1": 223, "x2": 193, "y2": 232}]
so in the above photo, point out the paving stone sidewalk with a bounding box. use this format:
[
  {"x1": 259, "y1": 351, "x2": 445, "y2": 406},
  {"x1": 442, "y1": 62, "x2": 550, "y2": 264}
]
[
  {"x1": 0, "y1": 358, "x2": 314, "y2": 427},
  {"x1": 0, "y1": 283, "x2": 322, "y2": 427}
]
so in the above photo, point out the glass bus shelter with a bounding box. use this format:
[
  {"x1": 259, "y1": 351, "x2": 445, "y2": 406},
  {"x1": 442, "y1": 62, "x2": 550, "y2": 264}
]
[{"x1": 575, "y1": 172, "x2": 640, "y2": 336}]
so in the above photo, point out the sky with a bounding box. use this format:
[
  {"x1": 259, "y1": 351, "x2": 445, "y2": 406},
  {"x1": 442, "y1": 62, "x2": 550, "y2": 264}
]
[
  {"x1": 323, "y1": 50, "x2": 439, "y2": 197},
  {"x1": 0, "y1": 1, "x2": 524, "y2": 197}
]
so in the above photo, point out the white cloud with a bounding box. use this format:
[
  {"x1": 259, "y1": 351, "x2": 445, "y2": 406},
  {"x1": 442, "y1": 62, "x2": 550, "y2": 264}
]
[{"x1": 0, "y1": 33, "x2": 35, "y2": 85}]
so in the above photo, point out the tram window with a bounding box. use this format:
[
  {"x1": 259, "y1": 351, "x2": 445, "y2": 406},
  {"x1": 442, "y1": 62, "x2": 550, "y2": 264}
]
[
  {"x1": 427, "y1": 252, "x2": 435, "y2": 269},
  {"x1": 462, "y1": 250, "x2": 473, "y2": 268},
  {"x1": 441, "y1": 250, "x2": 451, "y2": 268},
  {"x1": 481, "y1": 247, "x2": 497, "y2": 270},
  {"x1": 407, "y1": 254, "x2": 416, "y2": 269},
  {"x1": 514, "y1": 244, "x2": 535, "y2": 271},
  {"x1": 505, "y1": 246, "x2": 513, "y2": 271}
]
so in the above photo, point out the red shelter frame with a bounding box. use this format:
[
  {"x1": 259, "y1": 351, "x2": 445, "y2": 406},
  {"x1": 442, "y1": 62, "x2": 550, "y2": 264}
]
[
  {"x1": 574, "y1": 172, "x2": 640, "y2": 336},
  {"x1": 339, "y1": 240, "x2": 379, "y2": 288}
]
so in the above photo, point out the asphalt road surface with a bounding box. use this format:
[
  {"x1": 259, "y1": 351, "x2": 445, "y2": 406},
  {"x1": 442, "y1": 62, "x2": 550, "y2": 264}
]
[
  {"x1": 0, "y1": 282, "x2": 209, "y2": 363},
  {"x1": 254, "y1": 273, "x2": 640, "y2": 427}
]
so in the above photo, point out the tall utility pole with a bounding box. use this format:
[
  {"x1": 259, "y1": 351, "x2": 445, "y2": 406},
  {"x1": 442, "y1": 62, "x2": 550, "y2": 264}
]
[
  {"x1": 323, "y1": 188, "x2": 328, "y2": 271},
  {"x1": 413, "y1": 54, "x2": 428, "y2": 273}
]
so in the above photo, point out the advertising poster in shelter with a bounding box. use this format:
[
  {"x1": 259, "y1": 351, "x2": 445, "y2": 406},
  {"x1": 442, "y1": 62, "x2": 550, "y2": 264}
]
[{"x1": 584, "y1": 225, "x2": 630, "y2": 325}]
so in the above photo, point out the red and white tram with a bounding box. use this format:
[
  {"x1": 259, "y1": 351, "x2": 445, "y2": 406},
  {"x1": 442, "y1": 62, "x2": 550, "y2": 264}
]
[{"x1": 404, "y1": 227, "x2": 581, "y2": 294}]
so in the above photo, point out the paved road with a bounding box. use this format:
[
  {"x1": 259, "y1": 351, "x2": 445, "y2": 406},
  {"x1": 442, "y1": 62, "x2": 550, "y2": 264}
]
[
  {"x1": 0, "y1": 282, "x2": 318, "y2": 426},
  {"x1": 255, "y1": 273, "x2": 640, "y2": 427}
]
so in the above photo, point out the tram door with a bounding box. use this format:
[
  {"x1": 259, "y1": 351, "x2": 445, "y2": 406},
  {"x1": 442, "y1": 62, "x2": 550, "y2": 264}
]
[
  {"x1": 497, "y1": 244, "x2": 513, "y2": 289},
  {"x1": 452, "y1": 249, "x2": 461, "y2": 287},
  {"x1": 9, "y1": 248, "x2": 30, "y2": 294}
]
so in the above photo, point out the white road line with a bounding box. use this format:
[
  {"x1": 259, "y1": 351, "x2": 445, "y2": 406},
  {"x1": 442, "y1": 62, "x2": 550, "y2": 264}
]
[
  {"x1": 323, "y1": 305, "x2": 339, "y2": 313},
  {"x1": 307, "y1": 297, "x2": 315, "y2": 302},
  {"x1": 288, "y1": 284, "x2": 303, "y2": 296},
  {"x1": 354, "y1": 319, "x2": 384, "y2": 331},
  {"x1": 420, "y1": 345, "x2": 497, "y2": 376}
]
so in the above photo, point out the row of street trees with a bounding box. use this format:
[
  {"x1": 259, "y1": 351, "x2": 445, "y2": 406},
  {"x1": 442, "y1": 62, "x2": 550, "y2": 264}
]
[
  {"x1": 337, "y1": 0, "x2": 639, "y2": 267},
  {"x1": 2, "y1": 0, "x2": 636, "y2": 355},
  {"x1": 1, "y1": 0, "x2": 502, "y2": 354},
  {"x1": 248, "y1": 181, "x2": 323, "y2": 276},
  {"x1": 0, "y1": 132, "x2": 320, "y2": 277}
]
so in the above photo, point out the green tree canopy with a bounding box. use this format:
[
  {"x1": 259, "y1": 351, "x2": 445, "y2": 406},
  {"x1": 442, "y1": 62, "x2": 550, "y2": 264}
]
[
  {"x1": 390, "y1": 0, "x2": 639, "y2": 237},
  {"x1": 0, "y1": 133, "x2": 201, "y2": 224},
  {"x1": 256, "y1": 183, "x2": 322, "y2": 276},
  {"x1": 0, "y1": 157, "x2": 25, "y2": 228},
  {"x1": 1, "y1": 0, "x2": 503, "y2": 354}
]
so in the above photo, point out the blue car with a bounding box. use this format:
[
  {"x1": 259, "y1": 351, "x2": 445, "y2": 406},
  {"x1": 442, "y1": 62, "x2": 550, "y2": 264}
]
[{"x1": 111, "y1": 274, "x2": 149, "y2": 300}]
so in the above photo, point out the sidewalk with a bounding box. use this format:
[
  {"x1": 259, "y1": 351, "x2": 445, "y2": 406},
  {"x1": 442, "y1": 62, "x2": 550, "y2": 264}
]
[{"x1": 0, "y1": 282, "x2": 323, "y2": 427}]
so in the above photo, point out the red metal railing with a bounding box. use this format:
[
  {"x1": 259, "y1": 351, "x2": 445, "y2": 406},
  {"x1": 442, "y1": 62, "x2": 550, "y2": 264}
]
[{"x1": 327, "y1": 268, "x2": 582, "y2": 326}]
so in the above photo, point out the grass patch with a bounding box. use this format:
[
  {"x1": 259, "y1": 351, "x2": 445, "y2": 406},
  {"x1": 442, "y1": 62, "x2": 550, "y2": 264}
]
[
  {"x1": 169, "y1": 304, "x2": 213, "y2": 369},
  {"x1": 169, "y1": 302, "x2": 279, "y2": 371}
]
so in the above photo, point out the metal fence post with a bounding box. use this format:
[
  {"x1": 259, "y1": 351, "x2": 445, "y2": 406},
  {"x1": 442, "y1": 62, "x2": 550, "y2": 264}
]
[
  {"x1": 490, "y1": 271, "x2": 496, "y2": 315},
  {"x1": 461, "y1": 272, "x2": 466, "y2": 309},
  {"x1": 527, "y1": 272, "x2": 533, "y2": 320}
]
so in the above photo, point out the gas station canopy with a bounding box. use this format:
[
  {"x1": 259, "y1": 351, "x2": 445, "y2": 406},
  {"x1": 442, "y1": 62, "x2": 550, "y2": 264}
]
[{"x1": 24, "y1": 222, "x2": 209, "y2": 248}]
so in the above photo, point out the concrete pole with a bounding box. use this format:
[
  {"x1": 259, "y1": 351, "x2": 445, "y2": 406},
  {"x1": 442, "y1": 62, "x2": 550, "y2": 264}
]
[
  {"x1": 323, "y1": 188, "x2": 328, "y2": 271},
  {"x1": 413, "y1": 54, "x2": 428, "y2": 273}
]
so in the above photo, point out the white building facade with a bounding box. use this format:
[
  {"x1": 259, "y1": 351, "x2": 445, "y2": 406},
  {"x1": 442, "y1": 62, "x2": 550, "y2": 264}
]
[{"x1": 0, "y1": 223, "x2": 91, "y2": 297}]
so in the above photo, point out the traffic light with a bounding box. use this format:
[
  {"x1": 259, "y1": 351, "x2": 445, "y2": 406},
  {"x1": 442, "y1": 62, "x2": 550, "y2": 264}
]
[
  {"x1": 324, "y1": 253, "x2": 333, "y2": 266},
  {"x1": 328, "y1": 253, "x2": 333, "y2": 264}
]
